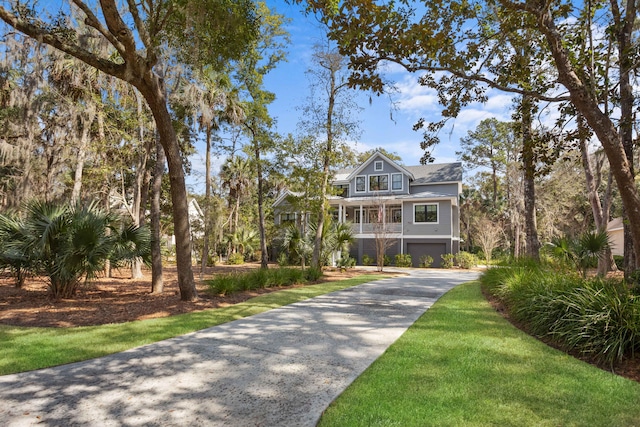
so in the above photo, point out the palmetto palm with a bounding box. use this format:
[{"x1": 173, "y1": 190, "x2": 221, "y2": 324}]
[
  {"x1": 549, "y1": 230, "x2": 610, "y2": 278},
  {"x1": 2, "y1": 201, "x2": 150, "y2": 298},
  {"x1": 0, "y1": 211, "x2": 30, "y2": 287},
  {"x1": 227, "y1": 226, "x2": 259, "y2": 259},
  {"x1": 281, "y1": 223, "x2": 312, "y2": 269}
]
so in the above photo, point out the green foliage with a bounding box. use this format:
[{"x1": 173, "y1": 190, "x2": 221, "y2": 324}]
[
  {"x1": 480, "y1": 262, "x2": 640, "y2": 366},
  {"x1": 419, "y1": 254, "x2": 434, "y2": 268},
  {"x1": 164, "y1": 0, "x2": 260, "y2": 69},
  {"x1": 317, "y1": 282, "x2": 640, "y2": 427},
  {"x1": 304, "y1": 267, "x2": 323, "y2": 281},
  {"x1": 0, "y1": 200, "x2": 150, "y2": 298},
  {"x1": 455, "y1": 251, "x2": 477, "y2": 269},
  {"x1": 394, "y1": 254, "x2": 412, "y2": 268},
  {"x1": 379, "y1": 254, "x2": 391, "y2": 266},
  {"x1": 547, "y1": 230, "x2": 610, "y2": 277},
  {"x1": 337, "y1": 254, "x2": 356, "y2": 269},
  {"x1": 441, "y1": 253, "x2": 455, "y2": 269},
  {"x1": 614, "y1": 255, "x2": 624, "y2": 271},
  {"x1": 277, "y1": 252, "x2": 289, "y2": 267},
  {"x1": 0, "y1": 212, "x2": 30, "y2": 287},
  {"x1": 226, "y1": 253, "x2": 245, "y2": 265},
  {"x1": 280, "y1": 223, "x2": 311, "y2": 267},
  {"x1": 207, "y1": 267, "x2": 318, "y2": 295},
  {"x1": 362, "y1": 254, "x2": 374, "y2": 266}
]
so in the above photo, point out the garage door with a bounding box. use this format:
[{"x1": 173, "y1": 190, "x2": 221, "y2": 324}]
[{"x1": 407, "y1": 243, "x2": 447, "y2": 267}]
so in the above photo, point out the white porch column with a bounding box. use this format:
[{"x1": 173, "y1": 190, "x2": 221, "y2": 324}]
[{"x1": 359, "y1": 204, "x2": 363, "y2": 234}]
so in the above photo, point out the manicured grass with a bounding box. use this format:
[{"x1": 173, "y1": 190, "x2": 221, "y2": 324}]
[
  {"x1": 0, "y1": 275, "x2": 384, "y2": 375},
  {"x1": 318, "y1": 282, "x2": 640, "y2": 427}
]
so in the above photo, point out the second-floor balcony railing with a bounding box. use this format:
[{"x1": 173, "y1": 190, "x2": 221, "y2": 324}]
[{"x1": 350, "y1": 223, "x2": 402, "y2": 234}]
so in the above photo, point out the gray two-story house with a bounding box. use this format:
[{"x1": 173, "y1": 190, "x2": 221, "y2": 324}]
[{"x1": 274, "y1": 151, "x2": 462, "y2": 267}]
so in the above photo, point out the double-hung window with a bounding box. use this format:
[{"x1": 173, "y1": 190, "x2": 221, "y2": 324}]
[
  {"x1": 355, "y1": 176, "x2": 366, "y2": 193},
  {"x1": 391, "y1": 173, "x2": 402, "y2": 191}
]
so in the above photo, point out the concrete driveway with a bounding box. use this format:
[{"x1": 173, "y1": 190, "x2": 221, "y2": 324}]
[{"x1": 0, "y1": 269, "x2": 479, "y2": 426}]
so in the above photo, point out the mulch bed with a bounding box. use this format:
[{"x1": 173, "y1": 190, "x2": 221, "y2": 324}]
[{"x1": 0, "y1": 263, "x2": 366, "y2": 328}]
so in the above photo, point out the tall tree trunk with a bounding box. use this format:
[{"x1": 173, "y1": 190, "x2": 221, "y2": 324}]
[
  {"x1": 71, "y1": 109, "x2": 95, "y2": 204},
  {"x1": 520, "y1": 94, "x2": 540, "y2": 260},
  {"x1": 130, "y1": 92, "x2": 149, "y2": 280},
  {"x1": 615, "y1": 3, "x2": 637, "y2": 277},
  {"x1": 138, "y1": 80, "x2": 196, "y2": 301},
  {"x1": 150, "y1": 137, "x2": 165, "y2": 294},
  {"x1": 201, "y1": 125, "x2": 213, "y2": 278},
  {"x1": 255, "y1": 145, "x2": 269, "y2": 269},
  {"x1": 536, "y1": 6, "x2": 640, "y2": 271},
  {"x1": 578, "y1": 118, "x2": 615, "y2": 275},
  {"x1": 311, "y1": 63, "x2": 338, "y2": 270}
]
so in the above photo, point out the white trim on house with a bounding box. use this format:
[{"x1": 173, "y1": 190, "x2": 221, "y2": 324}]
[
  {"x1": 355, "y1": 175, "x2": 366, "y2": 193},
  {"x1": 368, "y1": 173, "x2": 390, "y2": 192},
  {"x1": 391, "y1": 173, "x2": 403, "y2": 191},
  {"x1": 413, "y1": 202, "x2": 440, "y2": 224},
  {"x1": 345, "y1": 151, "x2": 415, "y2": 181}
]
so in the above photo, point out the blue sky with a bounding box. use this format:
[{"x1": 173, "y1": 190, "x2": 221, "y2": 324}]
[{"x1": 186, "y1": 1, "x2": 513, "y2": 193}]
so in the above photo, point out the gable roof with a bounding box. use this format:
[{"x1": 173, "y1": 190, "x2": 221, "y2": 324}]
[
  {"x1": 344, "y1": 151, "x2": 415, "y2": 181},
  {"x1": 333, "y1": 159, "x2": 462, "y2": 185}
]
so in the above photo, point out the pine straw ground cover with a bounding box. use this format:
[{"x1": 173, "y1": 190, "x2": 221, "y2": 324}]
[{"x1": 0, "y1": 263, "x2": 370, "y2": 327}]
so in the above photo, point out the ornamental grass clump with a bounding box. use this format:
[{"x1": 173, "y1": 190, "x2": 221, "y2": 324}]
[
  {"x1": 207, "y1": 267, "x2": 311, "y2": 296},
  {"x1": 480, "y1": 260, "x2": 640, "y2": 366}
]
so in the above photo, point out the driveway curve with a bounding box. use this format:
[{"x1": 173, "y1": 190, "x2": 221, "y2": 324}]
[{"x1": 0, "y1": 269, "x2": 479, "y2": 427}]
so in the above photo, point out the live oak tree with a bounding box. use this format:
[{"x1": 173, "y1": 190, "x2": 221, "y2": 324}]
[
  {"x1": 303, "y1": 0, "x2": 640, "y2": 270},
  {"x1": 0, "y1": 0, "x2": 258, "y2": 300}
]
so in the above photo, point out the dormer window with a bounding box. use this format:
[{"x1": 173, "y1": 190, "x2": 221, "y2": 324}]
[{"x1": 374, "y1": 161, "x2": 383, "y2": 171}]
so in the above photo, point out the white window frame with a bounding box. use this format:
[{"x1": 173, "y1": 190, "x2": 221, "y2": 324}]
[
  {"x1": 391, "y1": 173, "x2": 403, "y2": 191},
  {"x1": 355, "y1": 175, "x2": 366, "y2": 193},
  {"x1": 390, "y1": 207, "x2": 402, "y2": 223},
  {"x1": 413, "y1": 202, "x2": 439, "y2": 224},
  {"x1": 280, "y1": 212, "x2": 296, "y2": 224},
  {"x1": 368, "y1": 174, "x2": 389, "y2": 192},
  {"x1": 354, "y1": 209, "x2": 362, "y2": 223},
  {"x1": 374, "y1": 160, "x2": 384, "y2": 171}
]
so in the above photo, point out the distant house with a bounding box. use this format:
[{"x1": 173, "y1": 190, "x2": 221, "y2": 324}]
[
  {"x1": 607, "y1": 217, "x2": 624, "y2": 256},
  {"x1": 168, "y1": 198, "x2": 204, "y2": 247},
  {"x1": 273, "y1": 151, "x2": 462, "y2": 267}
]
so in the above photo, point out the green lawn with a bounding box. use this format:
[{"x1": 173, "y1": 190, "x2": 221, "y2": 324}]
[
  {"x1": 318, "y1": 282, "x2": 640, "y2": 427},
  {"x1": 0, "y1": 275, "x2": 383, "y2": 375}
]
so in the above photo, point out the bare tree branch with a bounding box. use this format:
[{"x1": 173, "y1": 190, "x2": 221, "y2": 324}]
[
  {"x1": 0, "y1": 6, "x2": 125, "y2": 78},
  {"x1": 71, "y1": 0, "x2": 124, "y2": 53}
]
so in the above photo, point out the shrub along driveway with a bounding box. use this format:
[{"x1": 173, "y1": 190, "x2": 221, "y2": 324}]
[{"x1": 0, "y1": 269, "x2": 479, "y2": 426}]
